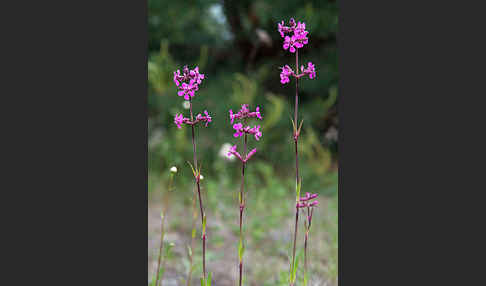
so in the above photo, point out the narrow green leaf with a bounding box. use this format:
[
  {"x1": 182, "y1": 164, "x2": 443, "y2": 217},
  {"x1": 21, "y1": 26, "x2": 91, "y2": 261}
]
[
  {"x1": 293, "y1": 251, "x2": 302, "y2": 283},
  {"x1": 296, "y1": 178, "x2": 302, "y2": 201},
  {"x1": 290, "y1": 116, "x2": 296, "y2": 133},
  {"x1": 200, "y1": 277, "x2": 204, "y2": 286},
  {"x1": 202, "y1": 214, "x2": 207, "y2": 236},
  {"x1": 238, "y1": 239, "x2": 244, "y2": 262},
  {"x1": 187, "y1": 161, "x2": 196, "y2": 177},
  {"x1": 298, "y1": 119, "x2": 304, "y2": 134},
  {"x1": 206, "y1": 272, "x2": 212, "y2": 286}
]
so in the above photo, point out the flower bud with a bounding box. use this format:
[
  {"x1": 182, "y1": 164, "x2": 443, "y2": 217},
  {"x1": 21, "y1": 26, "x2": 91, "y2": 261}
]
[{"x1": 170, "y1": 166, "x2": 178, "y2": 173}]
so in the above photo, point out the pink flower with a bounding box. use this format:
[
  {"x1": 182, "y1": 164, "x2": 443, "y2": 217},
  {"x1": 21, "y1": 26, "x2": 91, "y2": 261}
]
[
  {"x1": 300, "y1": 192, "x2": 318, "y2": 202},
  {"x1": 250, "y1": 125, "x2": 262, "y2": 141},
  {"x1": 233, "y1": 123, "x2": 244, "y2": 138},
  {"x1": 229, "y1": 109, "x2": 235, "y2": 124},
  {"x1": 280, "y1": 65, "x2": 293, "y2": 84},
  {"x1": 301, "y1": 62, "x2": 316, "y2": 79},
  {"x1": 297, "y1": 192, "x2": 319, "y2": 208},
  {"x1": 254, "y1": 107, "x2": 262, "y2": 119},
  {"x1": 229, "y1": 104, "x2": 263, "y2": 123},
  {"x1": 189, "y1": 66, "x2": 205, "y2": 85},
  {"x1": 227, "y1": 144, "x2": 243, "y2": 161},
  {"x1": 177, "y1": 82, "x2": 198, "y2": 100},
  {"x1": 278, "y1": 21, "x2": 286, "y2": 38},
  {"x1": 227, "y1": 145, "x2": 257, "y2": 163},
  {"x1": 173, "y1": 65, "x2": 205, "y2": 99},
  {"x1": 278, "y1": 19, "x2": 309, "y2": 52},
  {"x1": 293, "y1": 22, "x2": 308, "y2": 47},
  {"x1": 174, "y1": 114, "x2": 184, "y2": 129},
  {"x1": 232, "y1": 123, "x2": 262, "y2": 141},
  {"x1": 277, "y1": 18, "x2": 297, "y2": 38},
  {"x1": 296, "y1": 202, "x2": 308, "y2": 208},
  {"x1": 246, "y1": 148, "x2": 257, "y2": 161},
  {"x1": 173, "y1": 70, "x2": 183, "y2": 86},
  {"x1": 196, "y1": 110, "x2": 212, "y2": 127},
  {"x1": 283, "y1": 36, "x2": 297, "y2": 53}
]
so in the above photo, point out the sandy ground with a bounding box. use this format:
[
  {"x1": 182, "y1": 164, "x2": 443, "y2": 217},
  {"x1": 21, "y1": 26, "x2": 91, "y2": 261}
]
[{"x1": 148, "y1": 191, "x2": 338, "y2": 286}]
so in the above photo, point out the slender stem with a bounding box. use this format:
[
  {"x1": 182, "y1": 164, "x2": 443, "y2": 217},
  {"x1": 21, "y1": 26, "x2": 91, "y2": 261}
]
[
  {"x1": 155, "y1": 212, "x2": 166, "y2": 286},
  {"x1": 187, "y1": 186, "x2": 197, "y2": 286},
  {"x1": 238, "y1": 133, "x2": 248, "y2": 286},
  {"x1": 304, "y1": 231, "x2": 308, "y2": 286},
  {"x1": 304, "y1": 208, "x2": 310, "y2": 286},
  {"x1": 290, "y1": 48, "x2": 300, "y2": 286},
  {"x1": 156, "y1": 173, "x2": 173, "y2": 286},
  {"x1": 189, "y1": 98, "x2": 206, "y2": 280},
  {"x1": 294, "y1": 49, "x2": 299, "y2": 181}
]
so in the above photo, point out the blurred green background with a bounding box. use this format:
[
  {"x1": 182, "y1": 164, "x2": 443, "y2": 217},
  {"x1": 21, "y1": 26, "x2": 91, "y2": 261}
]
[{"x1": 148, "y1": 0, "x2": 338, "y2": 285}]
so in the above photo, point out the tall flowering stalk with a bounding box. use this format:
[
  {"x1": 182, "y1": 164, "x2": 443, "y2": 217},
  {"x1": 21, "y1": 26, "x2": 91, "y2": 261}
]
[
  {"x1": 227, "y1": 104, "x2": 263, "y2": 286},
  {"x1": 173, "y1": 65, "x2": 212, "y2": 285},
  {"x1": 277, "y1": 18, "x2": 317, "y2": 286}
]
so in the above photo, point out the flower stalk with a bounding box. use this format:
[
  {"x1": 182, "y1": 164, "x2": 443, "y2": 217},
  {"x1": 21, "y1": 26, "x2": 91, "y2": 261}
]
[
  {"x1": 277, "y1": 18, "x2": 317, "y2": 286},
  {"x1": 227, "y1": 105, "x2": 262, "y2": 286},
  {"x1": 189, "y1": 97, "x2": 207, "y2": 281},
  {"x1": 173, "y1": 65, "x2": 211, "y2": 285}
]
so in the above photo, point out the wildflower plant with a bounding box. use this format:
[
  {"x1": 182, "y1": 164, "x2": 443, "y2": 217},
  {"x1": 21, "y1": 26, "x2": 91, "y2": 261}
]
[
  {"x1": 172, "y1": 65, "x2": 211, "y2": 285},
  {"x1": 277, "y1": 18, "x2": 317, "y2": 286},
  {"x1": 227, "y1": 104, "x2": 263, "y2": 286}
]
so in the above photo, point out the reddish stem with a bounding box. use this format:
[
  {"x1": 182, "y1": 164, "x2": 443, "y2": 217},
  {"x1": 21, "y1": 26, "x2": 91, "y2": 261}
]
[
  {"x1": 290, "y1": 48, "x2": 300, "y2": 286},
  {"x1": 189, "y1": 98, "x2": 206, "y2": 280},
  {"x1": 238, "y1": 133, "x2": 247, "y2": 286}
]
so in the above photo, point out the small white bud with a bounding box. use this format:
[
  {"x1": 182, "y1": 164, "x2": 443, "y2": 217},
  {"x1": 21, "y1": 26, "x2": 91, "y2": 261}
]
[
  {"x1": 199, "y1": 174, "x2": 204, "y2": 180},
  {"x1": 182, "y1": 101, "x2": 191, "y2": 110},
  {"x1": 170, "y1": 166, "x2": 178, "y2": 173}
]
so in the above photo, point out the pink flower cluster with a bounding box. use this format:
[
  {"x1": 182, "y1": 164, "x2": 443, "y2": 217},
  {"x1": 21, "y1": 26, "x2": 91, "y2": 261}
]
[
  {"x1": 296, "y1": 192, "x2": 319, "y2": 208},
  {"x1": 279, "y1": 62, "x2": 316, "y2": 84},
  {"x1": 174, "y1": 110, "x2": 212, "y2": 129},
  {"x1": 227, "y1": 145, "x2": 257, "y2": 163},
  {"x1": 174, "y1": 114, "x2": 190, "y2": 129},
  {"x1": 173, "y1": 66, "x2": 205, "y2": 100},
  {"x1": 196, "y1": 110, "x2": 212, "y2": 127},
  {"x1": 233, "y1": 123, "x2": 262, "y2": 141},
  {"x1": 278, "y1": 18, "x2": 309, "y2": 53},
  {"x1": 227, "y1": 104, "x2": 263, "y2": 162},
  {"x1": 280, "y1": 65, "x2": 294, "y2": 84},
  {"x1": 301, "y1": 62, "x2": 316, "y2": 79},
  {"x1": 229, "y1": 104, "x2": 262, "y2": 124}
]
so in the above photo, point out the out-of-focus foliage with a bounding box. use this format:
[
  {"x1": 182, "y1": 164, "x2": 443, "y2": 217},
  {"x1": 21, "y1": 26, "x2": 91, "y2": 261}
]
[{"x1": 148, "y1": 0, "x2": 338, "y2": 187}]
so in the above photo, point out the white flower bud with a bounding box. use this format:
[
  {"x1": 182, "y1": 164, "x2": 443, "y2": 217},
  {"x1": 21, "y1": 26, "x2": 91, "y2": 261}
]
[
  {"x1": 170, "y1": 166, "x2": 177, "y2": 173},
  {"x1": 182, "y1": 101, "x2": 191, "y2": 110},
  {"x1": 199, "y1": 174, "x2": 204, "y2": 180}
]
